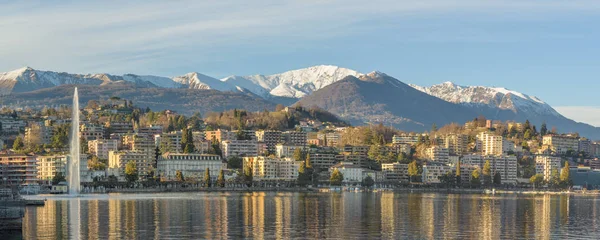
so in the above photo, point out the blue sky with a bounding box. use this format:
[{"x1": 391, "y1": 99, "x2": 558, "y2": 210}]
[{"x1": 1, "y1": 1, "x2": 599, "y2": 125}]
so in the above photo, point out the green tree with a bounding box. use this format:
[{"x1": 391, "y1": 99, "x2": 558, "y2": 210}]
[
  {"x1": 471, "y1": 168, "x2": 481, "y2": 186},
  {"x1": 455, "y1": 160, "x2": 461, "y2": 186},
  {"x1": 216, "y1": 169, "x2": 225, "y2": 188},
  {"x1": 204, "y1": 168, "x2": 212, "y2": 188},
  {"x1": 530, "y1": 174, "x2": 545, "y2": 188},
  {"x1": 482, "y1": 160, "x2": 492, "y2": 186},
  {"x1": 243, "y1": 165, "x2": 253, "y2": 187},
  {"x1": 13, "y1": 136, "x2": 25, "y2": 151},
  {"x1": 549, "y1": 168, "x2": 560, "y2": 188},
  {"x1": 560, "y1": 162, "x2": 571, "y2": 188},
  {"x1": 175, "y1": 170, "x2": 185, "y2": 182},
  {"x1": 368, "y1": 144, "x2": 382, "y2": 162},
  {"x1": 125, "y1": 161, "x2": 138, "y2": 184},
  {"x1": 362, "y1": 175, "x2": 375, "y2": 188},
  {"x1": 52, "y1": 172, "x2": 66, "y2": 185},
  {"x1": 330, "y1": 168, "x2": 344, "y2": 186},
  {"x1": 408, "y1": 160, "x2": 419, "y2": 183},
  {"x1": 293, "y1": 148, "x2": 306, "y2": 162},
  {"x1": 540, "y1": 123, "x2": 548, "y2": 136},
  {"x1": 493, "y1": 172, "x2": 502, "y2": 186},
  {"x1": 228, "y1": 156, "x2": 243, "y2": 169}
]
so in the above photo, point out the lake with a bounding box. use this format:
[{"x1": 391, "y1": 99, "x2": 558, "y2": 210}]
[{"x1": 17, "y1": 192, "x2": 600, "y2": 239}]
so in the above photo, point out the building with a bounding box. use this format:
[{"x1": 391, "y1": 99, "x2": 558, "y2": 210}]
[
  {"x1": 105, "y1": 121, "x2": 134, "y2": 135},
  {"x1": 392, "y1": 134, "x2": 420, "y2": 145},
  {"x1": 194, "y1": 140, "x2": 212, "y2": 154},
  {"x1": 221, "y1": 140, "x2": 258, "y2": 158},
  {"x1": 255, "y1": 130, "x2": 283, "y2": 154},
  {"x1": 382, "y1": 162, "x2": 409, "y2": 183},
  {"x1": 444, "y1": 134, "x2": 468, "y2": 155},
  {"x1": 535, "y1": 155, "x2": 562, "y2": 181},
  {"x1": 336, "y1": 152, "x2": 369, "y2": 169},
  {"x1": 108, "y1": 151, "x2": 153, "y2": 176},
  {"x1": 157, "y1": 153, "x2": 224, "y2": 181},
  {"x1": 205, "y1": 129, "x2": 236, "y2": 143},
  {"x1": 542, "y1": 135, "x2": 579, "y2": 154},
  {"x1": 243, "y1": 156, "x2": 300, "y2": 181},
  {"x1": 308, "y1": 152, "x2": 337, "y2": 172},
  {"x1": 0, "y1": 118, "x2": 26, "y2": 133},
  {"x1": 329, "y1": 162, "x2": 375, "y2": 183},
  {"x1": 425, "y1": 146, "x2": 450, "y2": 164},
  {"x1": 461, "y1": 154, "x2": 518, "y2": 184},
  {"x1": 392, "y1": 143, "x2": 412, "y2": 155},
  {"x1": 275, "y1": 144, "x2": 306, "y2": 158},
  {"x1": 422, "y1": 162, "x2": 453, "y2": 184},
  {"x1": 578, "y1": 139, "x2": 592, "y2": 155},
  {"x1": 0, "y1": 153, "x2": 38, "y2": 185},
  {"x1": 24, "y1": 122, "x2": 53, "y2": 146},
  {"x1": 156, "y1": 131, "x2": 183, "y2": 153},
  {"x1": 570, "y1": 167, "x2": 600, "y2": 189},
  {"x1": 307, "y1": 138, "x2": 323, "y2": 146},
  {"x1": 36, "y1": 155, "x2": 67, "y2": 185},
  {"x1": 80, "y1": 123, "x2": 105, "y2": 141},
  {"x1": 282, "y1": 131, "x2": 307, "y2": 146},
  {"x1": 476, "y1": 132, "x2": 504, "y2": 156},
  {"x1": 88, "y1": 139, "x2": 118, "y2": 159},
  {"x1": 137, "y1": 125, "x2": 164, "y2": 136},
  {"x1": 317, "y1": 132, "x2": 341, "y2": 147}
]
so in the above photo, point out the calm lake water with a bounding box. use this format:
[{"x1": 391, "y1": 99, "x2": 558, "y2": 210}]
[{"x1": 18, "y1": 192, "x2": 600, "y2": 239}]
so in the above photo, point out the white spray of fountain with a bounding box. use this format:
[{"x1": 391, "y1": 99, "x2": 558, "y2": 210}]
[{"x1": 69, "y1": 87, "x2": 81, "y2": 195}]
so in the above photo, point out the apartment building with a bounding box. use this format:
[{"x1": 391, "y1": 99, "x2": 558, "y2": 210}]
[
  {"x1": 392, "y1": 134, "x2": 420, "y2": 145},
  {"x1": 222, "y1": 140, "x2": 258, "y2": 158},
  {"x1": 275, "y1": 144, "x2": 306, "y2": 158},
  {"x1": 282, "y1": 131, "x2": 307, "y2": 146},
  {"x1": 255, "y1": 130, "x2": 282, "y2": 154},
  {"x1": 542, "y1": 135, "x2": 579, "y2": 154},
  {"x1": 156, "y1": 131, "x2": 183, "y2": 152},
  {"x1": 205, "y1": 129, "x2": 236, "y2": 143},
  {"x1": 307, "y1": 152, "x2": 337, "y2": 172},
  {"x1": 476, "y1": 132, "x2": 504, "y2": 156},
  {"x1": 105, "y1": 121, "x2": 134, "y2": 135},
  {"x1": 88, "y1": 139, "x2": 118, "y2": 159},
  {"x1": 80, "y1": 123, "x2": 105, "y2": 141},
  {"x1": 329, "y1": 162, "x2": 375, "y2": 183},
  {"x1": 0, "y1": 153, "x2": 38, "y2": 185},
  {"x1": 422, "y1": 162, "x2": 453, "y2": 184},
  {"x1": 24, "y1": 122, "x2": 53, "y2": 146},
  {"x1": 382, "y1": 162, "x2": 409, "y2": 182},
  {"x1": 157, "y1": 153, "x2": 224, "y2": 181},
  {"x1": 425, "y1": 146, "x2": 450, "y2": 164},
  {"x1": 444, "y1": 134, "x2": 469, "y2": 155},
  {"x1": 108, "y1": 150, "x2": 153, "y2": 176},
  {"x1": 243, "y1": 156, "x2": 300, "y2": 181},
  {"x1": 535, "y1": 155, "x2": 562, "y2": 181},
  {"x1": 37, "y1": 155, "x2": 67, "y2": 185}
]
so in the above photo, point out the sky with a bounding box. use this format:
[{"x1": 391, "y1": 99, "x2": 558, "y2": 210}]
[{"x1": 1, "y1": 0, "x2": 599, "y2": 125}]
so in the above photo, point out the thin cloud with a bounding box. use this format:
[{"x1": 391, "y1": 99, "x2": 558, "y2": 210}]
[{"x1": 555, "y1": 106, "x2": 600, "y2": 127}]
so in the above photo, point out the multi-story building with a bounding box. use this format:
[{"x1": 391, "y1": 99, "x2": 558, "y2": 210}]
[
  {"x1": 392, "y1": 134, "x2": 420, "y2": 145},
  {"x1": 444, "y1": 134, "x2": 468, "y2": 155},
  {"x1": 255, "y1": 130, "x2": 283, "y2": 154},
  {"x1": 422, "y1": 162, "x2": 453, "y2": 184},
  {"x1": 317, "y1": 132, "x2": 341, "y2": 147},
  {"x1": 461, "y1": 154, "x2": 518, "y2": 184},
  {"x1": 105, "y1": 121, "x2": 134, "y2": 135},
  {"x1": 343, "y1": 145, "x2": 370, "y2": 156},
  {"x1": 88, "y1": 139, "x2": 118, "y2": 159},
  {"x1": 535, "y1": 155, "x2": 562, "y2": 181},
  {"x1": 24, "y1": 122, "x2": 53, "y2": 146},
  {"x1": 137, "y1": 125, "x2": 164, "y2": 136},
  {"x1": 391, "y1": 143, "x2": 412, "y2": 155},
  {"x1": 243, "y1": 156, "x2": 300, "y2": 181},
  {"x1": 308, "y1": 152, "x2": 337, "y2": 172},
  {"x1": 157, "y1": 153, "x2": 224, "y2": 181},
  {"x1": 155, "y1": 131, "x2": 183, "y2": 153},
  {"x1": 425, "y1": 146, "x2": 450, "y2": 164},
  {"x1": 0, "y1": 118, "x2": 26, "y2": 133},
  {"x1": 336, "y1": 152, "x2": 369, "y2": 169},
  {"x1": 329, "y1": 162, "x2": 375, "y2": 183},
  {"x1": 194, "y1": 140, "x2": 212, "y2": 154},
  {"x1": 578, "y1": 139, "x2": 592, "y2": 155},
  {"x1": 542, "y1": 135, "x2": 579, "y2": 154},
  {"x1": 80, "y1": 123, "x2": 105, "y2": 141},
  {"x1": 205, "y1": 129, "x2": 236, "y2": 143},
  {"x1": 36, "y1": 155, "x2": 67, "y2": 185},
  {"x1": 221, "y1": 140, "x2": 258, "y2": 158},
  {"x1": 476, "y1": 132, "x2": 503, "y2": 156},
  {"x1": 282, "y1": 131, "x2": 307, "y2": 146},
  {"x1": 0, "y1": 153, "x2": 38, "y2": 185},
  {"x1": 108, "y1": 150, "x2": 153, "y2": 176},
  {"x1": 590, "y1": 158, "x2": 600, "y2": 170},
  {"x1": 275, "y1": 144, "x2": 306, "y2": 158},
  {"x1": 382, "y1": 162, "x2": 409, "y2": 183}
]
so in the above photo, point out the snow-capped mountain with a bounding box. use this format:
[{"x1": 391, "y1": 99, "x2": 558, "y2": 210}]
[
  {"x1": 221, "y1": 65, "x2": 363, "y2": 98},
  {"x1": 172, "y1": 72, "x2": 237, "y2": 91},
  {"x1": 410, "y1": 81, "x2": 560, "y2": 116}
]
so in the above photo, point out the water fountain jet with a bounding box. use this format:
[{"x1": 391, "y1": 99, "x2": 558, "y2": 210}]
[{"x1": 69, "y1": 87, "x2": 80, "y2": 195}]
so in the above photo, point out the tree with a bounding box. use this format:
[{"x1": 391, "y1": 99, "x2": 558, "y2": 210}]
[
  {"x1": 125, "y1": 161, "x2": 138, "y2": 184},
  {"x1": 175, "y1": 170, "x2": 185, "y2": 182},
  {"x1": 13, "y1": 136, "x2": 24, "y2": 151},
  {"x1": 228, "y1": 156, "x2": 243, "y2": 169},
  {"x1": 454, "y1": 162, "x2": 462, "y2": 187},
  {"x1": 216, "y1": 169, "x2": 225, "y2": 188},
  {"x1": 540, "y1": 123, "x2": 548, "y2": 136},
  {"x1": 408, "y1": 160, "x2": 419, "y2": 183},
  {"x1": 471, "y1": 168, "x2": 481, "y2": 186},
  {"x1": 560, "y1": 162, "x2": 571, "y2": 188},
  {"x1": 368, "y1": 144, "x2": 383, "y2": 162},
  {"x1": 88, "y1": 156, "x2": 107, "y2": 171},
  {"x1": 293, "y1": 148, "x2": 306, "y2": 162},
  {"x1": 482, "y1": 160, "x2": 492, "y2": 186},
  {"x1": 204, "y1": 168, "x2": 212, "y2": 188},
  {"x1": 330, "y1": 168, "x2": 344, "y2": 186},
  {"x1": 52, "y1": 172, "x2": 66, "y2": 185},
  {"x1": 493, "y1": 172, "x2": 502, "y2": 186},
  {"x1": 362, "y1": 176, "x2": 375, "y2": 188},
  {"x1": 243, "y1": 164, "x2": 253, "y2": 187},
  {"x1": 431, "y1": 123, "x2": 438, "y2": 133},
  {"x1": 549, "y1": 168, "x2": 560, "y2": 188},
  {"x1": 530, "y1": 174, "x2": 545, "y2": 188}
]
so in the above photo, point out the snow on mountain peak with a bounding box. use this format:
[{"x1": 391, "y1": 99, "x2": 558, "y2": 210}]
[
  {"x1": 222, "y1": 65, "x2": 364, "y2": 98},
  {"x1": 411, "y1": 82, "x2": 558, "y2": 116},
  {"x1": 172, "y1": 72, "x2": 236, "y2": 91}
]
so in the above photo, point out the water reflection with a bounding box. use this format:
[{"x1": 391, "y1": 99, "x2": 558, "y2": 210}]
[{"x1": 22, "y1": 193, "x2": 600, "y2": 239}]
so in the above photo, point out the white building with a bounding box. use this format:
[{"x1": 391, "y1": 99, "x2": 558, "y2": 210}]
[
  {"x1": 460, "y1": 154, "x2": 518, "y2": 184},
  {"x1": 476, "y1": 132, "x2": 504, "y2": 156},
  {"x1": 329, "y1": 162, "x2": 375, "y2": 183},
  {"x1": 425, "y1": 146, "x2": 450, "y2": 164},
  {"x1": 275, "y1": 144, "x2": 306, "y2": 158},
  {"x1": 422, "y1": 163, "x2": 453, "y2": 184},
  {"x1": 222, "y1": 140, "x2": 258, "y2": 158},
  {"x1": 108, "y1": 151, "x2": 152, "y2": 176},
  {"x1": 382, "y1": 162, "x2": 409, "y2": 183},
  {"x1": 535, "y1": 155, "x2": 562, "y2": 181},
  {"x1": 444, "y1": 134, "x2": 469, "y2": 155},
  {"x1": 392, "y1": 134, "x2": 420, "y2": 145},
  {"x1": 243, "y1": 156, "x2": 300, "y2": 181},
  {"x1": 37, "y1": 155, "x2": 67, "y2": 185},
  {"x1": 88, "y1": 139, "x2": 118, "y2": 159},
  {"x1": 157, "y1": 153, "x2": 224, "y2": 181},
  {"x1": 542, "y1": 135, "x2": 579, "y2": 154}
]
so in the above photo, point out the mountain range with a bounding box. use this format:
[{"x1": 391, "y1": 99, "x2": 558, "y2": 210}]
[{"x1": 1, "y1": 65, "x2": 598, "y2": 139}]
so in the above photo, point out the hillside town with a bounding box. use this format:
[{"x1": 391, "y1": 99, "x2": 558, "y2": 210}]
[{"x1": 0, "y1": 98, "x2": 597, "y2": 194}]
